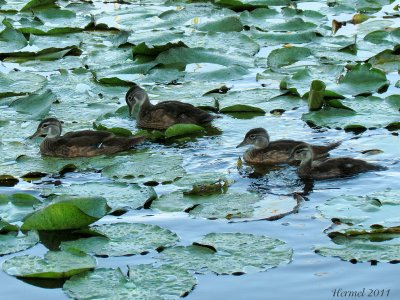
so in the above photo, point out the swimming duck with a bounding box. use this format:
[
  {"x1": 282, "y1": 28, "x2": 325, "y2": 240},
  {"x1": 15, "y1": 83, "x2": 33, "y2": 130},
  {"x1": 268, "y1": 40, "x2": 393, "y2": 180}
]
[
  {"x1": 289, "y1": 144, "x2": 386, "y2": 180},
  {"x1": 236, "y1": 128, "x2": 341, "y2": 164},
  {"x1": 125, "y1": 84, "x2": 216, "y2": 130},
  {"x1": 29, "y1": 118, "x2": 145, "y2": 158}
]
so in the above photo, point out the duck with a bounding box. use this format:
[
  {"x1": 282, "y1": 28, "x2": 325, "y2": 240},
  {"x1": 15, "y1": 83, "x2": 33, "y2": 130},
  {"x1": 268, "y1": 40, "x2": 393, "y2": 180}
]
[
  {"x1": 236, "y1": 128, "x2": 341, "y2": 164},
  {"x1": 289, "y1": 144, "x2": 386, "y2": 180},
  {"x1": 29, "y1": 118, "x2": 145, "y2": 158},
  {"x1": 125, "y1": 84, "x2": 216, "y2": 130}
]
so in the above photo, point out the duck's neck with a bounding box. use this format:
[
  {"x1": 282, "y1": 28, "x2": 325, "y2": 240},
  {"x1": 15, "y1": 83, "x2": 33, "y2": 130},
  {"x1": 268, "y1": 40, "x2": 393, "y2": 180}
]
[
  {"x1": 298, "y1": 154, "x2": 313, "y2": 177},
  {"x1": 134, "y1": 98, "x2": 152, "y2": 118}
]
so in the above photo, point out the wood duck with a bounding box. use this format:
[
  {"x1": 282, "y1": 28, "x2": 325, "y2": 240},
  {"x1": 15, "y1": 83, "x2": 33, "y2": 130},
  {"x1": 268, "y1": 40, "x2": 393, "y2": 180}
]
[
  {"x1": 289, "y1": 144, "x2": 386, "y2": 180},
  {"x1": 236, "y1": 128, "x2": 341, "y2": 164},
  {"x1": 125, "y1": 84, "x2": 216, "y2": 130},
  {"x1": 29, "y1": 118, "x2": 145, "y2": 158}
]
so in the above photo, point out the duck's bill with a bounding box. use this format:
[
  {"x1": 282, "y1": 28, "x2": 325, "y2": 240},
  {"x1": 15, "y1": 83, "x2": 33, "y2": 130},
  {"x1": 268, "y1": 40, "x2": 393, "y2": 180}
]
[
  {"x1": 28, "y1": 130, "x2": 41, "y2": 139},
  {"x1": 236, "y1": 140, "x2": 248, "y2": 148}
]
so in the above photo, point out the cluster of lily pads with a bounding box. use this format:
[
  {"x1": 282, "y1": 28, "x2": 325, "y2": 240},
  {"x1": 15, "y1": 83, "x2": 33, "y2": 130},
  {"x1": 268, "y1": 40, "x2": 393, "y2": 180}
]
[{"x1": 1, "y1": 0, "x2": 400, "y2": 298}]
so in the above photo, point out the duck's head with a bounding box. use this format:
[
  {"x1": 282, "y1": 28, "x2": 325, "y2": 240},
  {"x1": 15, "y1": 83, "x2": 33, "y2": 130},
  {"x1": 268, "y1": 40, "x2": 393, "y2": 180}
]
[
  {"x1": 125, "y1": 84, "x2": 150, "y2": 117},
  {"x1": 29, "y1": 118, "x2": 62, "y2": 139},
  {"x1": 289, "y1": 144, "x2": 313, "y2": 163},
  {"x1": 236, "y1": 128, "x2": 270, "y2": 149}
]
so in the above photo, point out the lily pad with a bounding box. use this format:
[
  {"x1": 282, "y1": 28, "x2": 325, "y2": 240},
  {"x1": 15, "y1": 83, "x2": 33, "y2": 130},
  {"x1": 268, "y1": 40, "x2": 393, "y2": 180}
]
[
  {"x1": 158, "y1": 232, "x2": 293, "y2": 274},
  {"x1": 61, "y1": 223, "x2": 179, "y2": 257},
  {"x1": 0, "y1": 71, "x2": 47, "y2": 97},
  {"x1": 0, "y1": 231, "x2": 39, "y2": 255},
  {"x1": 317, "y1": 189, "x2": 400, "y2": 230},
  {"x1": 0, "y1": 220, "x2": 18, "y2": 233},
  {"x1": 151, "y1": 191, "x2": 299, "y2": 221},
  {"x1": 165, "y1": 124, "x2": 205, "y2": 138},
  {"x1": 302, "y1": 96, "x2": 400, "y2": 130},
  {"x1": 0, "y1": 193, "x2": 42, "y2": 223},
  {"x1": 63, "y1": 265, "x2": 196, "y2": 300},
  {"x1": 21, "y1": 196, "x2": 111, "y2": 231},
  {"x1": 10, "y1": 89, "x2": 57, "y2": 120},
  {"x1": 102, "y1": 153, "x2": 186, "y2": 184},
  {"x1": 40, "y1": 182, "x2": 156, "y2": 211},
  {"x1": 2, "y1": 250, "x2": 96, "y2": 278},
  {"x1": 329, "y1": 64, "x2": 389, "y2": 96},
  {"x1": 315, "y1": 234, "x2": 400, "y2": 263},
  {"x1": 267, "y1": 46, "x2": 312, "y2": 69}
]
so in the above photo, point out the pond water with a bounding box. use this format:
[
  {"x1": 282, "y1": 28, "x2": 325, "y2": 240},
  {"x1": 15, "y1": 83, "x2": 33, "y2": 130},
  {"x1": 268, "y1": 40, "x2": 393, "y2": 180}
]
[{"x1": 1, "y1": 0, "x2": 400, "y2": 299}]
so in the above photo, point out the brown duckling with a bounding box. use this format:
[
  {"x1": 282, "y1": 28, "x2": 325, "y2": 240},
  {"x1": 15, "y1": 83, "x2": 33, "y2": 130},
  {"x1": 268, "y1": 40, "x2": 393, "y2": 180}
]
[
  {"x1": 289, "y1": 144, "x2": 386, "y2": 180},
  {"x1": 125, "y1": 84, "x2": 216, "y2": 130},
  {"x1": 236, "y1": 128, "x2": 341, "y2": 164},
  {"x1": 29, "y1": 118, "x2": 145, "y2": 158}
]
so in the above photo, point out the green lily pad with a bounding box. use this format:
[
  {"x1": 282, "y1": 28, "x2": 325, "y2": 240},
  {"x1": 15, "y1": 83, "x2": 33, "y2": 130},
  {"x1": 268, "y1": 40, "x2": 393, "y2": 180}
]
[
  {"x1": 0, "y1": 231, "x2": 39, "y2": 255},
  {"x1": 2, "y1": 250, "x2": 96, "y2": 278},
  {"x1": 102, "y1": 153, "x2": 186, "y2": 184},
  {"x1": 156, "y1": 47, "x2": 254, "y2": 68},
  {"x1": 39, "y1": 182, "x2": 156, "y2": 211},
  {"x1": 0, "y1": 193, "x2": 42, "y2": 223},
  {"x1": 315, "y1": 234, "x2": 400, "y2": 263},
  {"x1": 10, "y1": 89, "x2": 56, "y2": 120},
  {"x1": 61, "y1": 223, "x2": 179, "y2": 257},
  {"x1": 158, "y1": 232, "x2": 293, "y2": 274},
  {"x1": 151, "y1": 191, "x2": 299, "y2": 221},
  {"x1": 329, "y1": 63, "x2": 389, "y2": 96},
  {"x1": 0, "y1": 71, "x2": 47, "y2": 97},
  {"x1": 0, "y1": 220, "x2": 18, "y2": 233},
  {"x1": 302, "y1": 96, "x2": 400, "y2": 130},
  {"x1": 0, "y1": 23, "x2": 28, "y2": 53},
  {"x1": 215, "y1": 0, "x2": 288, "y2": 10},
  {"x1": 63, "y1": 265, "x2": 196, "y2": 300},
  {"x1": 267, "y1": 46, "x2": 312, "y2": 69},
  {"x1": 220, "y1": 104, "x2": 265, "y2": 114},
  {"x1": 21, "y1": 196, "x2": 111, "y2": 231},
  {"x1": 165, "y1": 124, "x2": 205, "y2": 138},
  {"x1": 318, "y1": 189, "x2": 400, "y2": 230}
]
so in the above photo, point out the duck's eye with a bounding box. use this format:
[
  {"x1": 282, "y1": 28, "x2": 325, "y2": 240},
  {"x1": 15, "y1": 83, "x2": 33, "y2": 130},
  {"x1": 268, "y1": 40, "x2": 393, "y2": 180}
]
[
  {"x1": 42, "y1": 124, "x2": 48, "y2": 128},
  {"x1": 249, "y1": 134, "x2": 256, "y2": 140}
]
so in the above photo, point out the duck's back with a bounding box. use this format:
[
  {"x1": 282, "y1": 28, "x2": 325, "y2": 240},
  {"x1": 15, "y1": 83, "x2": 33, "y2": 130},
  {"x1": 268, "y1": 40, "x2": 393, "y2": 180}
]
[
  {"x1": 138, "y1": 101, "x2": 214, "y2": 130},
  {"x1": 40, "y1": 131, "x2": 144, "y2": 157},
  {"x1": 309, "y1": 157, "x2": 385, "y2": 179}
]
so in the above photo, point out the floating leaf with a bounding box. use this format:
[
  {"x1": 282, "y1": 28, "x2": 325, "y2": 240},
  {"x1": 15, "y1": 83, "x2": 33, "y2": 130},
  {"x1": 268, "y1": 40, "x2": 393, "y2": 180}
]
[
  {"x1": 0, "y1": 231, "x2": 39, "y2": 255},
  {"x1": 159, "y1": 232, "x2": 292, "y2": 274},
  {"x1": 61, "y1": 223, "x2": 179, "y2": 257},
  {"x1": 152, "y1": 191, "x2": 299, "y2": 221},
  {"x1": 40, "y1": 182, "x2": 156, "y2": 211},
  {"x1": 165, "y1": 124, "x2": 205, "y2": 138},
  {"x1": 2, "y1": 250, "x2": 96, "y2": 278},
  {"x1": 102, "y1": 153, "x2": 185, "y2": 184},
  {"x1": 0, "y1": 175, "x2": 19, "y2": 187},
  {"x1": 0, "y1": 193, "x2": 42, "y2": 223},
  {"x1": 0, "y1": 220, "x2": 18, "y2": 233},
  {"x1": 220, "y1": 104, "x2": 266, "y2": 114},
  {"x1": 21, "y1": 197, "x2": 111, "y2": 231},
  {"x1": 64, "y1": 265, "x2": 196, "y2": 300},
  {"x1": 0, "y1": 71, "x2": 47, "y2": 97},
  {"x1": 267, "y1": 46, "x2": 312, "y2": 69},
  {"x1": 10, "y1": 89, "x2": 56, "y2": 120}
]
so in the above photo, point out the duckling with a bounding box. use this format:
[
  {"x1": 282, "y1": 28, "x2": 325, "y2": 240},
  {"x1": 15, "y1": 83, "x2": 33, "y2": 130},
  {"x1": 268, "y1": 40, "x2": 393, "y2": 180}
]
[
  {"x1": 29, "y1": 118, "x2": 145, "y2": 158},
  {"x1": 289, "y1": 144, "x2": 386, "y2": 180},
  {"x1": 125, "y1": 84, "x2": 216, "y2": 130},
  {"x1": 236, "y1": 128, "x2": 341, "y2": 164}
]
